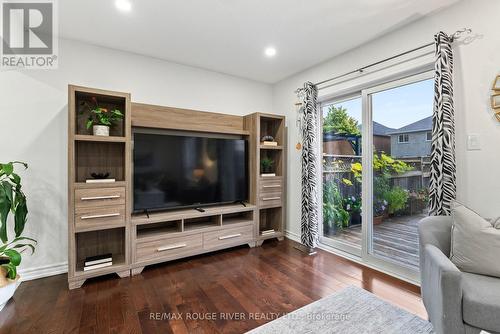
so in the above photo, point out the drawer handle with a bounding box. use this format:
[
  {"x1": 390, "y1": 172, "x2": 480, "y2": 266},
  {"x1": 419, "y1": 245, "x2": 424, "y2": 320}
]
[
  {"x1": 262, "y1": 197, "x2": 281, "y2": 201},
  {"x1": 157, "y1": 243, "x2": 187, "y2": 252},
  {"x1": 218, "y1": 233, "x2": 242, "y2": 240},
  {"x1": 81, "y1": 213, "x2": 120, "y2": 220},
  {"x1": 81, "y1": 195, "x2": 120, "y2": 201},
  {"x1": 263, "y1": 185, "x2": 281, "y2": 188}
]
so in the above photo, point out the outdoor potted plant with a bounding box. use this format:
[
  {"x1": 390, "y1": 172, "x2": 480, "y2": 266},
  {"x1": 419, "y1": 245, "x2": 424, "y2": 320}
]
[
  {"x1": 84, "y1": 97, "x2": 124, "y2": 136},
  {"x1": 373, "y1": 199, "x2": 387, "y2": 225},
  {"x1": 260, "y1": 157, "x2": 274, "y2": 175},
  {"x1": 323, "y1": 180, "x2": 349, "y2": 235},
  {"x1": 383, "y1": 186, "x2": 409, "y2": 216},
  {"x1": 0, "y1": 161, "x2": 36, "y2": 311},
  {"x1": 344, "y1": 195, "x2": 362, "y2": 226}
]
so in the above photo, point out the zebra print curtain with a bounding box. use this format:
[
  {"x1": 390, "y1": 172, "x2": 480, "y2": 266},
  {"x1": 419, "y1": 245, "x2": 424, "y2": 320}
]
[
  {"x1": 429, "y1": 31, "x2": 456, "y2": 216},
  {"x1": 301, "y1": 82, "x2": 320, "y2": 249}
]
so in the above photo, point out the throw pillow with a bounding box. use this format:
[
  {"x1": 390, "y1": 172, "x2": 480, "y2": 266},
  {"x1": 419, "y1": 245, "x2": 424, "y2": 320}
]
[{"x1": 450, "y1": 202, "x2": 500, "y2": 278}]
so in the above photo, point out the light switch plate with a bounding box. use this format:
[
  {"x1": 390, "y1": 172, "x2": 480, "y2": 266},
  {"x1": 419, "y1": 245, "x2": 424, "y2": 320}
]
[{"x1": 467, "y1": 134, "x2": 481, "y2": 150}]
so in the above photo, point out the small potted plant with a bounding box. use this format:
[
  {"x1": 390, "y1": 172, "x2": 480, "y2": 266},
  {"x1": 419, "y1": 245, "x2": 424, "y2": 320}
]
[
  {"x1": 373, "y1": 199, "x2": 387, "y2": 225},
  {"x1": 344, "y1": 196, "x2": 362, "y2": 225},
  {"x1": 260, "y1": 157, "x2": 274, "y2": 175},
  {"x1": 84, "y1": 97, "x2": 124, "y2": 136},
  {"x1": 0, "y1": 161, "x2": 36, "y2": 311}
]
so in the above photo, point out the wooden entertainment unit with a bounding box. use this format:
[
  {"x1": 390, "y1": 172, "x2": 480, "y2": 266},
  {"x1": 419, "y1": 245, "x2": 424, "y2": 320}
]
[{"x1": 67, "y1": 85, "x2": 286, "y2": 289}]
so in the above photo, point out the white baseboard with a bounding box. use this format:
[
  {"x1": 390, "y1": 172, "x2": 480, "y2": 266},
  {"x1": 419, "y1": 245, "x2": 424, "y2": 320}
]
[
  {"x1": 19, "y1": 262, "x2": 68, "y2": 282},
  {"x1": 284, "y1": 230, "x2": 300, "y2": 242}
]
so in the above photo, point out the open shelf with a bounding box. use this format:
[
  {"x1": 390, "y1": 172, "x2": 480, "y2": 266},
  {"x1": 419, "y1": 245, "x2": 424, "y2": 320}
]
[
  {"x1": 75, "y1": 134, "x2": 127, "y2": 143},
  {"x1": 259, "y1": 207, "x2": 282, "y2": 236},
  {"x1": 75, "y1": 141, "x2": 125, "y2": 182},
  {"x1": 259, "y1": 145, "x2": 283, "y2": 150},
  {"x1": 184, "y1": 215, "x2": 222, "y2": 231},
  {"x1": 222, "y1": 210, "x2": 254, "y2": 226},
  {"x1": 259, "y1": 115, "x2": 284, "y2": 146},
  {"x1": 74, "y1": 227, "x2": 126, "y2": 275},
  {"x1": 260, "y1": 149, "x2": 283, "y2": 176},
  {"x1": 75, "y1": 91, "x2": 127, "y2": 137},
  {"x1": 137, "y1": 220, "x2": 182, "y2": 240}
]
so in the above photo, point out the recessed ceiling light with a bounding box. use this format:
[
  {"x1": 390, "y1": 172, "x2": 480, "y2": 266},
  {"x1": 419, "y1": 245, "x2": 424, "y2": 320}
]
[
  {"x1": 264, "y1": 46, "x2": 277, "y2": 58},
  {"x1": 115, "y1": 0, "x2": 132, "y2": 12}
]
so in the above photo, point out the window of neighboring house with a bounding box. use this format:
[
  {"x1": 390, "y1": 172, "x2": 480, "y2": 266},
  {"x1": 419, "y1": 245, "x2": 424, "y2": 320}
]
[
  {"x1": 398, "y1": 134, "x2": 409, "y2": 143},
  {"x1": 426, "y1": 131, "x2": 432, "y2": 141}
]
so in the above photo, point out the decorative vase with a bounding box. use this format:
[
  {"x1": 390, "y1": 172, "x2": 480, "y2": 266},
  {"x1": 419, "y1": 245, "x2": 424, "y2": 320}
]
[
  {"x1": 0, "y1": 267, "x2": 20, "y2": 311},
  {"x1": 93, "y1": 125, "x2": 109, "y2": 136}
]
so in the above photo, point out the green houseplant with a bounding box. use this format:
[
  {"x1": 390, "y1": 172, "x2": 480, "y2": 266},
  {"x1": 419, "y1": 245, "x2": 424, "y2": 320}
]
[
  {"x1": 260, "y1": 157, "x2": 274, "y2": 175},
  {"x1": 0, "y1": 161, "x2": 36, "y2": 310},
  {"x1": 84, "y1": 97, "x2": 124, "y2": 136}
]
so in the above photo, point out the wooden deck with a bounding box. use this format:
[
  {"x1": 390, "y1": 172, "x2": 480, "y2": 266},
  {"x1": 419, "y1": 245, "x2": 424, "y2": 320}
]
[{"x1": 327, "y1": 213, "x2": 425, "y2": 271}]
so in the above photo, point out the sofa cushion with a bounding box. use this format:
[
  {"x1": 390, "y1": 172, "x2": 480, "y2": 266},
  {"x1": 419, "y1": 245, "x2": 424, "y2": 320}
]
[
  {"x1": 450, "y1": 202, "x2": 500, "y2": 278},
  {"x1": 462, "y1": 272, "x2": 500, "y2": 332}
]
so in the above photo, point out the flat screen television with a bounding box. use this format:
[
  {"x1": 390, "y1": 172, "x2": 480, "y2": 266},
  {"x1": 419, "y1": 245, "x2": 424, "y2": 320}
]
[{"x1": 133, "y1": 133, "x2": 248, "y2": 212}]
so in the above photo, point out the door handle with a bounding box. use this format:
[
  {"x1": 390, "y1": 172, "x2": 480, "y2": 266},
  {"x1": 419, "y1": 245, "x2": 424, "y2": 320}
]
[
  {"x1": 262, "y1": 197, "x2": 280, "y2": 201},
  {"x1": 263, "y1": 185, "x2": 281, "y2": 188}
]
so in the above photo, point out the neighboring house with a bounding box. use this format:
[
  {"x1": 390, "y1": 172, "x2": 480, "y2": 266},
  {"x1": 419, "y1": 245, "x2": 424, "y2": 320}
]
[
  {"x1": 372, "y1": 121, "x2": 395, "y2": 154},
  {"x1": 388, "y1": 116, "x2": 433, "y2": 158},
  {"x1": 323, "y1": 121, "x2": 395, "y2": 156}
]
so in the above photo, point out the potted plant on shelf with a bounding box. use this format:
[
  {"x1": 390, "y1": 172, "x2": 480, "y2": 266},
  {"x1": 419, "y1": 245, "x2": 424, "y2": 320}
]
[
  {"x1": 84, "y1": 97, "x2": 124, "y2": 136},
  {"x1": 0, "y1": 161, "x2": 36, "y2": 311},
  {"x1": 260, "y1": 157, "x2": 274, "y2": 176}
]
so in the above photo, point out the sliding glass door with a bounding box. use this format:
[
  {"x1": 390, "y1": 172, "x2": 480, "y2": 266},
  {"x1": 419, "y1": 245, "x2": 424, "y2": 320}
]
[{"x1": 320, "y1": 71, "x2": 434, "y2": 281}]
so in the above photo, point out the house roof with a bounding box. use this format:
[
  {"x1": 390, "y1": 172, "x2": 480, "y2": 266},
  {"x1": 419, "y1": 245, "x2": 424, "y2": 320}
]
[
  {"x1": 373, "y1": 122, "x2": 396, "y2": 136},
  {"x1": 357, "y1": 122, "x2": 395, "y2": 136},
  {"x1": 387, "y1": 116, "x2": 433, "y2": 135}
]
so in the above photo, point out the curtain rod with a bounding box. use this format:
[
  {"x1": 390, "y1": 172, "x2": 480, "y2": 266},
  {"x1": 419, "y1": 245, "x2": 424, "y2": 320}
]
[{"x1": 295, "y1": 28, "x2": 472, "y2": 92}]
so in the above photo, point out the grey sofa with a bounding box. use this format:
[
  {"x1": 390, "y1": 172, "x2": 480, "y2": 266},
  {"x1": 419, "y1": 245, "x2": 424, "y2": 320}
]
[{"x1": 418, "y1": 216, "x2": 500, "y2": 334}]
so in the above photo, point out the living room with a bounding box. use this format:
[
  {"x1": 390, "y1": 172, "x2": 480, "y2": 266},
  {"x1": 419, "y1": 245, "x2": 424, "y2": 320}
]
[{"x1": 0, "y1": 0, "x2": 499, "y2": 333}]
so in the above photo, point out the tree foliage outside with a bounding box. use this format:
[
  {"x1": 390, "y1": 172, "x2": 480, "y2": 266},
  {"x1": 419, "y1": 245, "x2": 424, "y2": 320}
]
[{"x1": 323, "y1": 105, "x2": 360, "y2": 136}]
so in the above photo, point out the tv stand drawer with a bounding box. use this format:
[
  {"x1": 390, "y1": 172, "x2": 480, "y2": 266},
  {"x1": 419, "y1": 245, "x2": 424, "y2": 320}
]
[
  {"x1": 75, "y1": 187, "x2": 125, "y2": 209},
  {"x1": 74, "y1": 205, "x2": 125, "y2": 231},
  {"x1": 203, "y1": 224, "x2": 253, "y2": 251},
  {"x1": 259, "y1": 192, "x2": 282, "y2": 208},
  {"x1": 259, "y1": 177, "x2": 283, "y2": 194},
  {"x1": 136, "y1": 234, "x2": 203, "y2": 263}
]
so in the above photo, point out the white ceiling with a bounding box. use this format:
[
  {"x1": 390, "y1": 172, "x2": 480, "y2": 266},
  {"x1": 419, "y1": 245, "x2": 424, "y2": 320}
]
[{"x1": 59, "y1": 0, "x2": 461, "y2": 83}]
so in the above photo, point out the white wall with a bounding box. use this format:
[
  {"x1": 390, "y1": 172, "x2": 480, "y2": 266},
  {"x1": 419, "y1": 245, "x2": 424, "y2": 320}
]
[
  {"x1": 273, "y1": 0, "x2": 500, "y2": 238},
  {"x1": 0, "y1": 39, "x2": 273, "y2": 279}
]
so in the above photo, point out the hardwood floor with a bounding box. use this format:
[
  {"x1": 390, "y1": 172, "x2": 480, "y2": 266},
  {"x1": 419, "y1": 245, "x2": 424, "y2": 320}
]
[{"x1": 0, "y1": 239, "x2": 426, "y2": 334}]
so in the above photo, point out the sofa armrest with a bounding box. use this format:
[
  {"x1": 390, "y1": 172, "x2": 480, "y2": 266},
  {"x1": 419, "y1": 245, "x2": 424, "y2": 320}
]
[
  {"x1": 421, "y1": 244, "x2": 464, "y2": 334},
  {"x1": 418, "y1": 216, "x2": 453, "y2": 257}
]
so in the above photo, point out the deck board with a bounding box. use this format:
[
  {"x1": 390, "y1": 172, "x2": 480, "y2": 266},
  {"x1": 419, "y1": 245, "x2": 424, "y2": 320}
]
[{"x1": 326, "y1": 213, "x2": 425, "y2": 271}]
